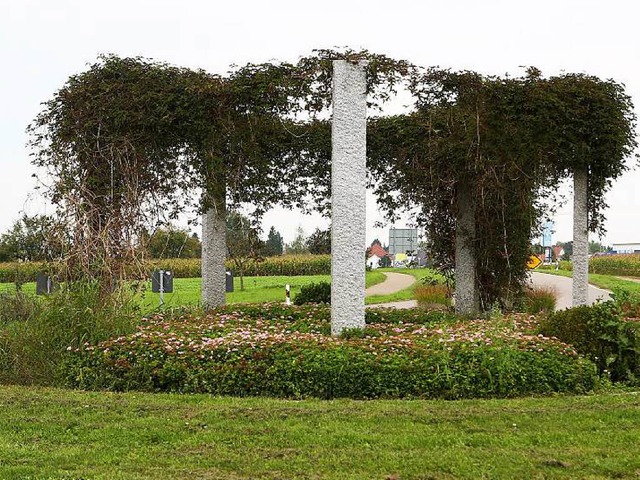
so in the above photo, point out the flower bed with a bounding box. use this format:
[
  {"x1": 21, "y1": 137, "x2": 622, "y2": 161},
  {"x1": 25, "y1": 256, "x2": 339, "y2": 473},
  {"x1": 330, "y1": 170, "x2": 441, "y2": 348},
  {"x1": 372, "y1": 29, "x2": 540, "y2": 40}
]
[{"x1": 63, "y1": 305, "x2": 597, "y2": 399}]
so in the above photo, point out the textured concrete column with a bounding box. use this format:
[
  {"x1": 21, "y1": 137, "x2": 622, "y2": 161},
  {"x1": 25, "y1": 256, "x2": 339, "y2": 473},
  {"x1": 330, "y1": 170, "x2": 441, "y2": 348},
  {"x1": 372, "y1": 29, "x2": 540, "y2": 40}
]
[
  {"x1": 331, "y1": 60, "x2": 367, "y2": 335},
  {"x1": 572, "y1": 168, "x2": 589, "y2": 307},
  {"x1": 201, "y1": 194, "x2": 226, "y2": 309},
  {"x1": 454, "y1": 181, "x2": 479, "y2": 315}
]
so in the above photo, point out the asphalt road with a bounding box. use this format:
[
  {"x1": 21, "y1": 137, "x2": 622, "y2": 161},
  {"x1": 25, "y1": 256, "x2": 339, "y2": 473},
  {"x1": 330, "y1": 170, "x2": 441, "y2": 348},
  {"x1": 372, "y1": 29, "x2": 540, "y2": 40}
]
[
  {"x1": 530, "y1": 271, "x2": 611, "y2": 310},
  {"x1": 365, "y1": 270, "x2": 611, "y2": 311}
]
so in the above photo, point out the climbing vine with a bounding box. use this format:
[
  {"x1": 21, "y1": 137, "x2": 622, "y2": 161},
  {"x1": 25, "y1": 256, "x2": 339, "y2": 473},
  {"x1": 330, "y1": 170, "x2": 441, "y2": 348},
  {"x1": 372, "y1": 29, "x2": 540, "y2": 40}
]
[
  {"x1": 29, "y1": 51, "x2": 636, "y2": 308},
  {"x1": 369, "y1": 68, "x2": 637, "y2": 308}
]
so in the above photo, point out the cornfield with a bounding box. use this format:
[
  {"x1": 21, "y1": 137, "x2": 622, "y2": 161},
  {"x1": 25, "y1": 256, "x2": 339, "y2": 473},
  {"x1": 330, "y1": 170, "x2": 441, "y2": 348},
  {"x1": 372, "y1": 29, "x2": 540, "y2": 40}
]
[{"x1": 0, "y1": 254, "x2": 332, "y2": 283}]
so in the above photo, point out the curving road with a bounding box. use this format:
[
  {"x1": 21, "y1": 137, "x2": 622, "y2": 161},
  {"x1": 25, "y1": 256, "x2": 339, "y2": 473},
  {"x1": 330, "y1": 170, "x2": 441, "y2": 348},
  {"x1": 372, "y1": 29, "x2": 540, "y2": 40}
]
[
  {"x1": 529, "y1": 272, "x2": 611, "y2": 310},
  {"x1": 365, "y1": 272, "x2": 416, "y2": 296},
  {"x1": 364, "y1": 270, "x2": 611, "y2": 311},
  {"x1": 366, "y1": 272, "x2": 418, "y2": 309}
]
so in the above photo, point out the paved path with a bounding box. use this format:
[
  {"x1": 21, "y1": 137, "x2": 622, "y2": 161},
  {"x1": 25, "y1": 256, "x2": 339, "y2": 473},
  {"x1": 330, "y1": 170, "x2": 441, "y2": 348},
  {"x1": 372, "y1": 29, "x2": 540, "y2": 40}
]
[
  {"x1": 365, "y1": 271, "x2": 612, "y2": 311},
  {"x1": 367, "y1": 299, "x2": 418, "y2": 309},
  {"x1": 365, "y1": 272, "x2": 416, "y2": 296},
  {"x1": 530, "y1": 272, "x2": 611, "y2": 310},
  {"x1": 366, "y1": 272, "x2": 418, "y2": 309}
]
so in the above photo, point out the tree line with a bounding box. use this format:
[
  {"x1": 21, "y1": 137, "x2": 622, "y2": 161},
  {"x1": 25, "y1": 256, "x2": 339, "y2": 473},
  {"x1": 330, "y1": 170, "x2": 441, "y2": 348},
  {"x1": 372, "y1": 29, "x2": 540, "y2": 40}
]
[{"x1": 0, "y1": 214, "x2": 330, "y2": 262}]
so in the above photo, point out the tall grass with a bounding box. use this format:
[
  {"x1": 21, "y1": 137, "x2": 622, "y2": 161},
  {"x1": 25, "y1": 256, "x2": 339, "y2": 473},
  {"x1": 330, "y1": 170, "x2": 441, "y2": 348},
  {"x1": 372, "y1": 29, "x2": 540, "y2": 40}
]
[
  {"x1": 415, "y1": 284, "x2": 451, "y2": 309},
  {"x1": 0, "y1": 283, "x2": 139, "y2": 385},
  {"x1": 520, "y1": 286, "x2": 557, "y2": 314}
]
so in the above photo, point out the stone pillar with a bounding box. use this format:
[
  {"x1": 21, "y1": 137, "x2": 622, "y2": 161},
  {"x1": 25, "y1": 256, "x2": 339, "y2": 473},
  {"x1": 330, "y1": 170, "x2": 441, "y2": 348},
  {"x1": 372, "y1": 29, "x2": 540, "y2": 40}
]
[
  {"x1": 331, "y1": 60, "x2": 367, "y2": 335},
  {"x1": 454, "y1": 181, "x2": 479, "y2": 315},
  {"x1": 201, "y1": 193, "x2": 226, "y2": 309},
  {"x1": 572, "y1": 168, "x2": 589, "y2": 307}
]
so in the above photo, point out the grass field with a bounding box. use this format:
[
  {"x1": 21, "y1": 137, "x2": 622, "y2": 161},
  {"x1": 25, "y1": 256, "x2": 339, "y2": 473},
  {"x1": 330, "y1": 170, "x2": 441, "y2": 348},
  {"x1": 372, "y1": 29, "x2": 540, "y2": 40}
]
[
  {"x1": 0, "y1": 385, "x2": 639, "y2": 479},
  {"x1": 0, "y1": 268, "x2": 439, "y2": 311}
]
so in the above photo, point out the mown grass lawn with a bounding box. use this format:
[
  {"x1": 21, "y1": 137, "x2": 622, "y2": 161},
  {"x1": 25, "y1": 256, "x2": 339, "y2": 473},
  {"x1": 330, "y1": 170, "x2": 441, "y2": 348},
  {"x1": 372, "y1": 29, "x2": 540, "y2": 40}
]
[
  {"x1": 364, "y1": 267, "x2": 439, "y2": 305},
  {"x1": 0, "y1": 385, "x2": 639, "y2": 479},
  {"x1": 1, "y1": 268, "x2": 435, "y2": 311}
]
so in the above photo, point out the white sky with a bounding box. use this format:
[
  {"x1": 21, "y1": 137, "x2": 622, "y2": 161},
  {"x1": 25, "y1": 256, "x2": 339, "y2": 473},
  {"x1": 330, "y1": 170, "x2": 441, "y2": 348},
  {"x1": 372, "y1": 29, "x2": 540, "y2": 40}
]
[{"x1": 1, "y1": 0, "x2": 639, "y2": 246}]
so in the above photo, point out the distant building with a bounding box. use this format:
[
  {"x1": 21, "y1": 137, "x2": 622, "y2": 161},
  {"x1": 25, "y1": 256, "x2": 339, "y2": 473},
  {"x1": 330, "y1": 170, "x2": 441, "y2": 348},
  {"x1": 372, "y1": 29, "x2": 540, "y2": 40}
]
[
  {"x1": 612, "y1": 242, "x2": 640, "y2": 254},
  {"x1": 553, "y1": 245, "x2": 565, "y2": 260},
  {"x1": 388, "y1": 228, "x2": 418, "y2": 256},
  {"x1": 366, "y1": 241, "x2": 390, "y2": 269}
]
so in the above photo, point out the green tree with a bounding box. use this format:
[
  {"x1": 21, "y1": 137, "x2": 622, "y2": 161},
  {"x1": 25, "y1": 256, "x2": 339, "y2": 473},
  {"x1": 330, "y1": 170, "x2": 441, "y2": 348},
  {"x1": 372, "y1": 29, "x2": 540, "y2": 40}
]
[
  {"x1": 589, "y1": 240, "x2": 610, "y2": 254},
  {"x1": 226, "y1": 211, "x2": 264, "y2": 290},
  {"x1": 285, "y1": 226, "x2": 308, "y2": 254},
  {"x1": 305, "y1": 227, "x2": 331, "y2": 254},
  {"x1": 0, "y1": 214, "x2": 64, "y2": 262},
  {"x1": 145, "y1": 226, "x2": 201, "y2": 259},
  {"x1": 262, "y1": 226, "x2": 284, "y2": 256}
]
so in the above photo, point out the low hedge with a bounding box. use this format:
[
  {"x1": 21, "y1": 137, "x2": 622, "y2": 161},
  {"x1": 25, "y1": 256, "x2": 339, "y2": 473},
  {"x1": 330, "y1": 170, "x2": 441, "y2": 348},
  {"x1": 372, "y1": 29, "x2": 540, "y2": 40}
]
[
  {"x1": 0, "y1": 255, "x2": 332, "y2": 283},
  {"x1": 62, "y1": 305, "x2": 597, "y2": 399}
]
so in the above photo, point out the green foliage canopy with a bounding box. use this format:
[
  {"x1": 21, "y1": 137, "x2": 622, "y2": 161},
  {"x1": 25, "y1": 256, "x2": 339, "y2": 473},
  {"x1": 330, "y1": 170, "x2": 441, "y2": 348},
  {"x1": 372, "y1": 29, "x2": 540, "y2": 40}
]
[{"x1": 368, "y1": 68, "x2": 637, "y2": 308}]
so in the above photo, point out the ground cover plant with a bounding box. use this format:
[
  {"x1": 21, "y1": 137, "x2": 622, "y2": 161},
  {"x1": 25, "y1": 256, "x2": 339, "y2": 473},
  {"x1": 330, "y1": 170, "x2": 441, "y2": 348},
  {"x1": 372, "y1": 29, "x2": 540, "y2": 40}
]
[{"x1": 63, "y1": 304, "x2": 596, "y2": 398}]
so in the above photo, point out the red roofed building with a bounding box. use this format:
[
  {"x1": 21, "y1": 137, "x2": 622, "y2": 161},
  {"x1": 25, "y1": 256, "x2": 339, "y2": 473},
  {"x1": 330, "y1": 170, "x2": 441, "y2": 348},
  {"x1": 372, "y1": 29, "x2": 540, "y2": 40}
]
[{"x1": 366, "y1": 240, "x2": 390, "y2": 269}]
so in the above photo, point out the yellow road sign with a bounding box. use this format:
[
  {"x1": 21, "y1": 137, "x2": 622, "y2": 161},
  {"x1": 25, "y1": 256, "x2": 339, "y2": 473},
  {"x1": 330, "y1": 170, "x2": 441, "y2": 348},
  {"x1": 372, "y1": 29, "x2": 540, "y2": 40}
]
[{"x1": 527, "y1": 255, "x2": 543, "y2": 269}]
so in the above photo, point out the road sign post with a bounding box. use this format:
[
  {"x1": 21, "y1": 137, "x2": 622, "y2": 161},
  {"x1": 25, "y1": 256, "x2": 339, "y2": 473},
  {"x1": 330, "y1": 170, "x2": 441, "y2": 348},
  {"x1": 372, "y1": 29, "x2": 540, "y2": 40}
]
[{"x1": 527, "y1": 255, "x2": 543, "y2": 270}]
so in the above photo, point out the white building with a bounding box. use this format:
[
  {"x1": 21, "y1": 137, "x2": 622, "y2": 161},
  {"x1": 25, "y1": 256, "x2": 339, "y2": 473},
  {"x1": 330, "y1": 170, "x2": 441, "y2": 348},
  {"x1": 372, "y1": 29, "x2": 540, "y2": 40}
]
[
  {"x1": 366, "y1": 254, "x2": 382, "y2": 269},
  {"x1": 612, "y1": 243, "x2": 640, "y2": 254}
]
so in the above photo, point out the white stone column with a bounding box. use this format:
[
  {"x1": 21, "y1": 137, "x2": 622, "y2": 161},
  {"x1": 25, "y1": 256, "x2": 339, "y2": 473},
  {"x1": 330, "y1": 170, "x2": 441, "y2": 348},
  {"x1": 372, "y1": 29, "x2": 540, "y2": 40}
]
[
  {"x1": 201, "y1": 195, "x2": 226, "y2": 309},
  {"x1": 454, "y1": 181, "x2": 479, "y2": 315},
  {"x1": 331, "y1": 60, "x2": 367, "y2": 335},
  {"x1": 572, "y1": 168, "x2": 589, "y2": 307}
]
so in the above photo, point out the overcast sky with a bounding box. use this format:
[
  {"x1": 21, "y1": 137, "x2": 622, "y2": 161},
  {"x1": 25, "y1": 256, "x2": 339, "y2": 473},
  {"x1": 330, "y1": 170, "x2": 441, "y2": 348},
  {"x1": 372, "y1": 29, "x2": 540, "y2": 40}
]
[{"x1": 1, "y1": 0, "x2": 639, "y2": 246}]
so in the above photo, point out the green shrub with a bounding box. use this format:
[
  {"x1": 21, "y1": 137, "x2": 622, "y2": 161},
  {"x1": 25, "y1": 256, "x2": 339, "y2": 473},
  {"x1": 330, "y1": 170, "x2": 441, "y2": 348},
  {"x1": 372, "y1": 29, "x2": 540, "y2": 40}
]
[
  {"x1": 420, "y1": 270, "x2": 447, "y2": 286},
  {"x1": 62, "y1": 305, "x2": 597, "y2": 399},
  {"x1": 539, "y1": 302, "x2": 640, "y2": 383},
  {"x1": 0, "y1": 261, "x2": 44, "y2": 283},
  {"x1": 611, "y1": 287, "x2": 640, "y2": 318},
  {"x1": 0, "y1": 283, "x2": 139, "y2": 385},
  {"x1": 365, "y1": 308, "x2": 458, "y2": 325},
  {"x1": 294, "y1": 281, "x2": 331, "y2": 305}
]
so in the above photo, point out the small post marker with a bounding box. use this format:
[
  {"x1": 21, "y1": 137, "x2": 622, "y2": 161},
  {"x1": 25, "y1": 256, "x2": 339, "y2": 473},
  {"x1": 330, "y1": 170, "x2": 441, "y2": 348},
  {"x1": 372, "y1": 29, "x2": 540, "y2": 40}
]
[
  {"x1": 285, "y1": 284, "x2": 291, "y2": 305},
  {"x1": 159, "y1": 269, "x2": 165, "y2": 307},
  {"x1": 151, "y1": 270, "x2": 173, "y2": 307}
]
